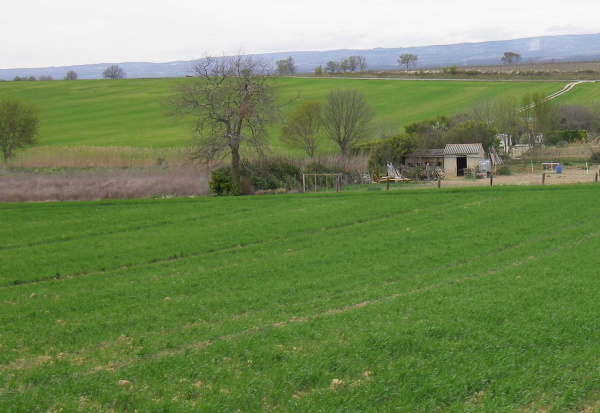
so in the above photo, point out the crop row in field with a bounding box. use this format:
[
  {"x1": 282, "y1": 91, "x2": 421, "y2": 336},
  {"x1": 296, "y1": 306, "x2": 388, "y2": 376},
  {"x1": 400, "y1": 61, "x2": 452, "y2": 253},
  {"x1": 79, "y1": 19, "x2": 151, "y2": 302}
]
[
  {"x1": 1, "y1": 185, "x2": 599, "y2": 411},
  {"x1": 461, "y1": 60, "x2": 600, "y2": 74},
  {"x1": 0, "y1": 77, "x2": 584, "y2": 150}
]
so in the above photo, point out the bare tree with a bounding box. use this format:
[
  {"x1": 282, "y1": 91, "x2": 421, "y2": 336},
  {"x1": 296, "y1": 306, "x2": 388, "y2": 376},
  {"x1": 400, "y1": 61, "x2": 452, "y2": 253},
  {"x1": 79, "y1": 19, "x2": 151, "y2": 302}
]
[
  {"x1": 346, "y1": 56, "x2": 367, "y2": 72},
  {"x1": 469, "y1": 100, "x2": 495, "y2": 125},
  {"x1": 64, "y1": 70, "x2": 78, "y2": 80},
  {"x1": 321, "y1": 89, "x2": 373, "y2": 156},
  {"x1": 556, "y1": 104, "x2": 600, "y2": 135},
  {"x1": 356, "y1": 55, "x2": 367, "y2": 72},
  {"x1": 0, "y1": 97, "x2": 39, "y2": 167},
  {"x1": 398, "y1": 54, "x2": 418, "y2": 72},
  {"x1": 491, "y1": 95, "x2": 520, "y2": 150},
  {"x1": 280, "y1": 101, "x2": 323, "y2": 157},
  {"x1": 347, "y1": 56, "x2": 358, "y2": 72},
  {"x1": 169, "y1": 54, "x2": 280, "y2": 183},
  {"x1": 39, "y1": 75, "x2": 53, "y2": 81},
  {"x1": 520, "y1": 92, "x2": 557, "y2": 145},
  {"x1": 102, "y1": 65, "x2": 126, "y2": 79}
]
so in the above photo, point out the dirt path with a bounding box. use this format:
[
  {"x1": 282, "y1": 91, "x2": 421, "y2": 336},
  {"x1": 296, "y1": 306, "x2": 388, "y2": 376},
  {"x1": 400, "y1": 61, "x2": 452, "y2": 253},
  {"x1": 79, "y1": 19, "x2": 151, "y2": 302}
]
[{"x1": 419, "y1": 167, "x2": 599, "y2": 188}]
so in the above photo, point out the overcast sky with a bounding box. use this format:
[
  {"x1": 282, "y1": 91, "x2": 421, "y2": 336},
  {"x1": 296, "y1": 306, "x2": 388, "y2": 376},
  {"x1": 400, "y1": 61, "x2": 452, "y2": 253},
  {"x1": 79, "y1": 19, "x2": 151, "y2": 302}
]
[{"x1": 2, "y1": 0, "x2": 599, "y2": 69}]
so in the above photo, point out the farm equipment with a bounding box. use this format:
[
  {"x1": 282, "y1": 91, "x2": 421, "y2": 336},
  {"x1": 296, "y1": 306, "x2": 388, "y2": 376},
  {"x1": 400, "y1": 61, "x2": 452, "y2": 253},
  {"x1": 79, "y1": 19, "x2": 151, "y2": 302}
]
[{"x1": 380, "y1": 163, "x2": 411, "y2": 183}]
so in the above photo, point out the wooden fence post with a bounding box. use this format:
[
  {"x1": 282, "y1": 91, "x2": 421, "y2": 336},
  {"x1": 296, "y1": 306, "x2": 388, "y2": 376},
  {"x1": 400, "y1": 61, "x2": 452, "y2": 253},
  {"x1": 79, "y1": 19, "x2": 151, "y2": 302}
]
[
  {"x1": 542, "y1": 173, "x2": 546, "y2": 185},
  {"x1": 437, "y1": 179, "x2": 441, "y2": 188}
]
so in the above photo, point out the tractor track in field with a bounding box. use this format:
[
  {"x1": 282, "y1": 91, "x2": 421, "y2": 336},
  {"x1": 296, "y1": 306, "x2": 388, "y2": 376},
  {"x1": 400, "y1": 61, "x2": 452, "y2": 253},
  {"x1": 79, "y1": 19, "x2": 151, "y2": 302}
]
[
  {"x1": 0, "y1": 196, "x2": 462, "y2": 288},
  {"x1": 4, "y1": 191, "x2": 598, "y2": 289},
  {"x1": 4, "y1": 223, "x2": 597, "y2": 378}
]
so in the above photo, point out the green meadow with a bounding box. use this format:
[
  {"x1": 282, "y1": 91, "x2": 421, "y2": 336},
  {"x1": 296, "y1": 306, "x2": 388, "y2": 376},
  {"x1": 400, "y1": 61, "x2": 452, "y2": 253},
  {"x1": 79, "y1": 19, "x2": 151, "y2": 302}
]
[
  {"x1": 0, "y1": 77, "x2": 585, "y2": 150},
  {"x1": 1, "y1": 185, "x2": 599, "y2": 411}
]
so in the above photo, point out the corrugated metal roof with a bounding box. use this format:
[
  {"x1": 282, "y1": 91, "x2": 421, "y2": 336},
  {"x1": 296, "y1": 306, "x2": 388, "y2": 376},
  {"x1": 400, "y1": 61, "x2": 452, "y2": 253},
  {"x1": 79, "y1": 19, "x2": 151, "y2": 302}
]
[
  {"x1": 443, "y1": 143, "x2": 484, "y2": 155},
  {"x1": 429, "y1": 148, "x2": 446, "y2": 156},
  {"x1": 408, "y1": 148, "x2": 445, "y2": 157}
]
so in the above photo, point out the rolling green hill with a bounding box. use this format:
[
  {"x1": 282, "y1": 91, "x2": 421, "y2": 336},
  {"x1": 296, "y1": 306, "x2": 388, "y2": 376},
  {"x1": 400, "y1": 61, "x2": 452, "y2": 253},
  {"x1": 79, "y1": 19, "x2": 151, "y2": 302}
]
[
  {"x1": 0, "y1": 77, "x2": 581, "y2": 149},
  {"x1": 1, "y1": 186, "x2": 599, "y2": 411}
]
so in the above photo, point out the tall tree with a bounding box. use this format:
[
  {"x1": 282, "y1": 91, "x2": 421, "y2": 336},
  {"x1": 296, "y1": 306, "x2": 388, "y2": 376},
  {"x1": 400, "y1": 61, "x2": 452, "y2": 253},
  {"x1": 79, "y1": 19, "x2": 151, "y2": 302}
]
[
  {"x1": 325, "y1": 61, "x2": 340, "y2": 74},
  {"x1": 321, "y1": 89, "x2": 373, "y2": 156},
  {"x1": 340, "y1": 58, "x2": 349, "y2": 73},
  {"x1": 398, "y1": 54, "x2": 418, "y2": 72},
  {"x1": 446, "y1": 119, "x2": 498, "y2": 150},
  {"x1": 492, "y1": 95, "x2": 520, "y2": 150},
  {"x1": 169, "y1": 54, "x2": 280, "y2": 183},
  {"x1": 280, "y1": 101, "x2": 323, "y2": 157},
  {"x1": 501, "y1": 52, "x2": 522, "y2": 65},
  {"x1": 64, "y1": 70, "x2": 78, "y2": 80},
  {"x1": 347, "y1": 56, "x2": 358, "y2": 72},
  {"x1": 469, "y1": 100, "x2": 495, "y2": 125},
  {"x1": 355, "y1": 55, "x2": 367, "y2": 72},
  {"x1": 520, "y1": 92, "x2": 557, "y2": 145},
  {"x1": 102, "y1": 65, "x2": 126, "y2": 79},
  {"x1": 0, "y1": 97, "x2": 39, "y2": 167},
  {"x1": 557, "y1": 104, "x2": 600, "y2": 135},
  {"x1": 275, "y1": 56, "x2": 296, "y2": 75}
]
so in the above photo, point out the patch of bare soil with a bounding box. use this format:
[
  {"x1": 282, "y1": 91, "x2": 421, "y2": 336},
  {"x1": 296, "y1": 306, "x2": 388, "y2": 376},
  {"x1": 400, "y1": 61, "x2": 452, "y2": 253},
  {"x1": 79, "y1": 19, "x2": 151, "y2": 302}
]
[{"x1": 419, "y1": 167, "x2": 600, "y2": 188}]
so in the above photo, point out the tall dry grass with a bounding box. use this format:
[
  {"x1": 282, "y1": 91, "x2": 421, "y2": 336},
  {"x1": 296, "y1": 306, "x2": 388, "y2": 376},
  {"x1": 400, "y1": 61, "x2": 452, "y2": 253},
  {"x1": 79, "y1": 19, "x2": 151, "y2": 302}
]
[
  {"x1": 0, "y1": 167, "x2": 210, "y2": 202},
  {"x1": 523, "y1": 144, "x2": 600, "y2": 161},
  {"x1": 256, "y1": 154, "x2": 369, "y2": 173},
  {"x1": 8, "y1": 146, "x2": 196, "y2": 168},
  {"x1": 2, "y1": 145, "x2": 369, "y2": 202}
]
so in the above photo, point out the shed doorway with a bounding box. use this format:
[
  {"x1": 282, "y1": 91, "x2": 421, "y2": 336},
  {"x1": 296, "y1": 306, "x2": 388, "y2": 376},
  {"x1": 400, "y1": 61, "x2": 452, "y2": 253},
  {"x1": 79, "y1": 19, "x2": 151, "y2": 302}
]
[{"x1": 457, "y1": 156, "x2": 467, "y2": 176}]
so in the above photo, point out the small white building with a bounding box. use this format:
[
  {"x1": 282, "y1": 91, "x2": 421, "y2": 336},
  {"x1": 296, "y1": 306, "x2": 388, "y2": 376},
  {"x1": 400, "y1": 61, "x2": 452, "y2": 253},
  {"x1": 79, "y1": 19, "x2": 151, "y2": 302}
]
[{"x1": 443, "y1": 143, "x2": 485, "y2": 177}]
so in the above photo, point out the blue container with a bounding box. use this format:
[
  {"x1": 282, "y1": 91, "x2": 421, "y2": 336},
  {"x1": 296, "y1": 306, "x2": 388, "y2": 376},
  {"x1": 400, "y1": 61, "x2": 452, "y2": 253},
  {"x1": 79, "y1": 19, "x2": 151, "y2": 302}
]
[{"x1": 556, "y1": 164, "x2": 562, "y2": 174}]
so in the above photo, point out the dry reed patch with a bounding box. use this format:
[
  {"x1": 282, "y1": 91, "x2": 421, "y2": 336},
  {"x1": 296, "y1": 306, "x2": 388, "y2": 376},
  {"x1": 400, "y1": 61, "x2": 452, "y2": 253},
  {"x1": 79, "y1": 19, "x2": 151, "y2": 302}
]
[
  {"x1": 8, "y1": 146, "x2": 195, "y2": 168},
  {"x1": 0, "y1": 166, "x2": 210, "y2": 202}
]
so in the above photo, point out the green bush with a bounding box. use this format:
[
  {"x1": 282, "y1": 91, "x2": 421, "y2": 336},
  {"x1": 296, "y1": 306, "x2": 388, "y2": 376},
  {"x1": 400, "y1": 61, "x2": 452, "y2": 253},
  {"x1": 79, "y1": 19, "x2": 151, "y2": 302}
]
[
  {"x1": 242, "y1": 158, "x2": 301, "y2": 190},
  {"x1": 367, "y1": 133, "x2": 417, "y2": 172},
  {"x1": 590, "y1": 152, "x2": 600, "y2": 163},
  {"x1": 442, "y1": 65, "x2": 458, "y2": 74},
  {"x1": 497, "y1": 165, "x2": 512, "y2": 176},
  {"x1": 209, "y1": 167, "x2": 241, "y2": 196},
  {"x1": 304, "y1": 162, "x2": 343, "y2": 174},
  {"x1": 546, "y1": 130, "x2": 588, "y2": 145}
]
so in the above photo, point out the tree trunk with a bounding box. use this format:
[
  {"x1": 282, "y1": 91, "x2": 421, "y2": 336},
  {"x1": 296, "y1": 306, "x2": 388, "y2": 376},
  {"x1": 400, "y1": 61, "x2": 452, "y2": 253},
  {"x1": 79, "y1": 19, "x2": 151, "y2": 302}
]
[
  {"x1": 230, "y1": 144, "x2": 241, "y2": 183},
  {"x1": 339, "y1": 143, "x2": 348, "y2": 157}
]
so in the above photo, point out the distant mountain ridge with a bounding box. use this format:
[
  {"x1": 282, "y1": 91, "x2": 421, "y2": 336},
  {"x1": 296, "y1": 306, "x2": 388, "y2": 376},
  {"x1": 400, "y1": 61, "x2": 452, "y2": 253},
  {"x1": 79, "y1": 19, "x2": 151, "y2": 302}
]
[{"x1": 2, "y1": 33, "x2": 600, "y2": 80}]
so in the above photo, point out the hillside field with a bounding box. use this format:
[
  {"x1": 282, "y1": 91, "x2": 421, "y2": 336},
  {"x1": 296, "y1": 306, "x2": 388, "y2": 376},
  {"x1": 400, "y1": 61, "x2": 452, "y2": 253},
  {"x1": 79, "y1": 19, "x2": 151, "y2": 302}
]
[
  {"x1": 2, "y1": 77, "x2": 595, "y2": 151},
  {"x1": 1, "y1": 185, "x2": 599, "y2": 411}
]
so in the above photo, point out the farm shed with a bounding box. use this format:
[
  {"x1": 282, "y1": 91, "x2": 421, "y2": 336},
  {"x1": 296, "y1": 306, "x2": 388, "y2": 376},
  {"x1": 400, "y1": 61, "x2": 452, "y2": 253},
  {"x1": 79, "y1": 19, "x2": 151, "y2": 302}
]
[
  {"x1": 405, "y1": 148, "x2": 445, "y2": 167},
  {"x1": 443, "y1": 143, "x2": 485, "y2": 177}
]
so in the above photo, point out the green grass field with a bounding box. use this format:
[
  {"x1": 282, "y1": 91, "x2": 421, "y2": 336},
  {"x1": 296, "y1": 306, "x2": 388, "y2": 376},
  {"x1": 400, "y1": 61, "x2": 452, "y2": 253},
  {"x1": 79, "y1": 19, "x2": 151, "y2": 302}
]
[
  {"x1": 1, "y1": 185, "x2": 599, "y2": 411},
  {"x1": 0, "y1": 77, "x2": 584, "y2": 150}
]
